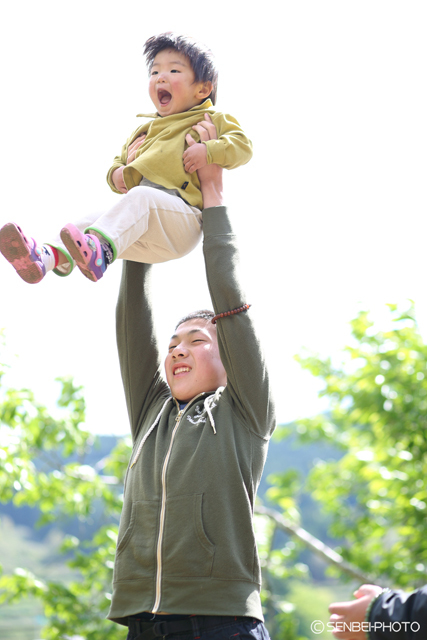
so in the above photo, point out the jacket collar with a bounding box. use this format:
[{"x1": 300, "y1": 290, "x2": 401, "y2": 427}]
[{"x1": 137, "y1": 98, "x2": 213, "y2": 120}]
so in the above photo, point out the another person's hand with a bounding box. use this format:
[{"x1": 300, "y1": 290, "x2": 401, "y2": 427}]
[
  {"x1": 329, "y1": 584, "x2": 383, "y2": 639},
  {"x1": 191, "y1": 112, "x2": 218, "y2": 142},
  {"x1": 127, "y1": 134, "x2": 147, "y2": 164},
  {"x1": 112, "y1": 167, "x2": 128, "y2": 194}
]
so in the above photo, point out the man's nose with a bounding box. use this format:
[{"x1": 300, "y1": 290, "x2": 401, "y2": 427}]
[{"x1": 172, "y1": 344, "x2": 187, "y2": 357}]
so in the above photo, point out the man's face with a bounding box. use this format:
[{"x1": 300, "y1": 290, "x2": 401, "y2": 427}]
[
  {"x1": 148, "y1": 48, "x2": 208, "y2": 117},
  {"x1": 164, "y1": 318, "x2": 227, "y2": 403}
]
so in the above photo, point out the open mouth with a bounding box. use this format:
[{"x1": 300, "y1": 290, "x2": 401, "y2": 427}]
[{"x1": 157, "y1": 89, "x2": 172, "y2": 106}]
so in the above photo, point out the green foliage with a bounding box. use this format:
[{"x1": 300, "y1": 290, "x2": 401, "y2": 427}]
[
  {"x1": 254, "y1": 515, "x2": 309, "y2": 640},
  {"x1": 293, "y1": 302, "x2": 427, "y2": 588},
  {"x1": 0, "y1": 343, "x2": 130, "y2": 640},
  {"x1": 266, "y1": 470, "x2": 301, "y2": 517}
]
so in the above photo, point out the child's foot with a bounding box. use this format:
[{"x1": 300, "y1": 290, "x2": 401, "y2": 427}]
[
  {"x1": 60, "y1": 224, "x2": 107, "y2": 282},
  {"x1": 0, "y1": 222, "x2": 46, "y2": 284}
]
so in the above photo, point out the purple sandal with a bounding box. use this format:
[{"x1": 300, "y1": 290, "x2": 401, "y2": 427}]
[
  {"x1": 60, "y1": 223, "x2": 106, "y2": 282},
  {"x1": 0, "y1": 222, "x2": 46, "y2": 284}
]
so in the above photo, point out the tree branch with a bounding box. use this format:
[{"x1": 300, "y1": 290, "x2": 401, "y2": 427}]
[{"x1": 254, "y1": 504, "x2": 373, "y2": 584}]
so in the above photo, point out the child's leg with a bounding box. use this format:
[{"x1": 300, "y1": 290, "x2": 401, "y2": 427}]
[
  {"x1": 59, "y1": 225, "x2": 110, "y2": 283},
  {"x1": 58, "y1": 187, "x2": 202, "y2": 282},
  {"x1": 0, "y1": 223, "x2": 69, "y2": 284},
  {"x1": 48, "y1": 210, "x2": 108, "y2": 277},
  {"x1": 0, "y1": 208, "x2": 107, "y2": 283},
  {"x1": 87, "y1": 187, "x2": 202, "y2": 264}
]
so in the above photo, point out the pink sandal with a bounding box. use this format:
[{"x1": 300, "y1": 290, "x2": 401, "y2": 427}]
[
  {"x1": 60, "y1": 224, "x2": 106, "y2": 282},
  {"x1": 0, "y1": 222, "x2": 46, "y2": 284}
]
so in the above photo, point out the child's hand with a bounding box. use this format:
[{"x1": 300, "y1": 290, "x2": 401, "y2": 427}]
[
  {"x1": 127, "y1": 134, "x2": 147, "y2": 164},
  {"x1": 329, "y1": 584, "x2": 383, "y2": 639},
  {"x1": 183, "y1": 139, "x2": 208, "y2": 174},
  {"x1": 112, "y1": 167, "x2": 128, "y2": 194}
]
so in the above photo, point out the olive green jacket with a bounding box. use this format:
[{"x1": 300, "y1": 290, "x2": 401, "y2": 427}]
[
  {"x1": 106, "y1": 100, "x2": 252, "y2": 210},
  {"x1": 108, "y1": 206, "x2": 275, "y2": 626}
]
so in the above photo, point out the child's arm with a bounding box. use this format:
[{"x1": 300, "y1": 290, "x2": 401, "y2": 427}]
[
  {"x1": 111, "y1": 167, "x2": 128, "y2": 194},
  {"x1": 126, "y1": 134, "x2": 147, "y2": 164},
  {"x1": 107, "y1": 130, "x2": 147, "y2": 194},
  {"x1": 183, "y1": 112, "x2": 253, "y2": 174},
  {"x1": 107, "y1": 147, "x2": 127, "y2": 194},
  {"x1": 110, "y1": 135, "x2": 147, "y2": 194}
]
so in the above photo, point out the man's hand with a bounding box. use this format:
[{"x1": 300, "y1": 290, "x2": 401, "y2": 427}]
[
  {"x1": 112, "y1": 166, "x2": 128, "y2": 194},
  {"x1": 329, "y1": 584, "x2": 383, "y2": 639},
  {"x1": 127, "y1": 134, "x2": 146, "y2": 164},
  {"x1": 192, "y1": 112, "x2": 218, "y2": 142},
  {"x1": 187, "y1": 114, "x2": 223, "y2": 208}
]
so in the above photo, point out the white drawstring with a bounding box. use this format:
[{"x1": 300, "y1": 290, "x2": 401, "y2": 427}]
[
  {"x1": 203, "y1": 386, "x2": 225, "y2": 435},
  {"x1": 130, "y1": 397, "x2": 172, "y2": 468},
  {"x1": 130, "y1": 388, "x2": 225, "y2": 468}
]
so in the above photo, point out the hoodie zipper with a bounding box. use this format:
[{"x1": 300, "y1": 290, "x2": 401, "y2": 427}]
[
  {"x1": 152, "y1": 408, "x2": 184, "y2": 613},
  {"x1": 120, "y1": 391, "x2": 210, "y2": 613},
  {"x1": 151, "y1": 393, "x2": 209, "y2": 613}
]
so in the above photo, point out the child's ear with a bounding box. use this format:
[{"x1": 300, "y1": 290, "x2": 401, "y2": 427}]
[{"x1": 197, "y1": 81, "x2": 213, "y2": 100}]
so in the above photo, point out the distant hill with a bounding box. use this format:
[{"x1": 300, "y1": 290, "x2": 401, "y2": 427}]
[{"x1": 0, "y1": 428, "x2": 342, "y2": 554}]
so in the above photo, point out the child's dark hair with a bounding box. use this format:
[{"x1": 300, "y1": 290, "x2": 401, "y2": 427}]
[
  {"x1": 144, "y1": 32, "x2": 218, "y2": 105},
  {"x1": 175, "y1": 310, "x2": 215, "y2": 330}
]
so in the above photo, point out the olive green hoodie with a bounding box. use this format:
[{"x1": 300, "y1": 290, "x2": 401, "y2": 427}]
[
  {"x1": 106, "y1": 100, "x2": 252, "y2": 210},
  {"x1": 108, "y1": 206, "x2": 275, "y2": 626}
]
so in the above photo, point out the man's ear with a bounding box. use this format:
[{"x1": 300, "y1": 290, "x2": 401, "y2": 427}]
[{"x1": 197, "y1": 81, "x2": 213, "y2": 100}]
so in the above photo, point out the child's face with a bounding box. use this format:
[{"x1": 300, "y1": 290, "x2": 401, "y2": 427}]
[
  {"x1": 165, "y1": 318, "x2": 227, "y2": 403},
  {"x1": 149, "y1": 49, "x2": 209, "y2": 117}
]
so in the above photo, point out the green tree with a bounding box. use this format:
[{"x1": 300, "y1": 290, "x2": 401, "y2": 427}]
[
  {"x1": 0, "y1": 338, "x2": 128, "y2": 640},
  {"x1": 292, "y1": 302, "x2": 427, "y2": 588}
]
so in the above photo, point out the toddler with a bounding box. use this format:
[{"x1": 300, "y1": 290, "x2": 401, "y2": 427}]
[{"x1": 0, "y1": 32, "x2": 252, "y2": 283}]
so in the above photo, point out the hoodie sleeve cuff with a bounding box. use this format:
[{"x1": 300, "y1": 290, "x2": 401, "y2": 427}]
[{"x1": 202, "y1": 206, "x2": 233, "y2": 239}]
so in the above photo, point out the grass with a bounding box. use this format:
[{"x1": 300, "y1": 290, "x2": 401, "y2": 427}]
[
  {"x1": 0, "y1": 516, "x2": 74, "y2": 640},
  {"x1": 288, "y1": 578, "x2": 358, "y2": 640}
]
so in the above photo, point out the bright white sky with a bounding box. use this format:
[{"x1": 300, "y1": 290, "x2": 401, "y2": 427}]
[{"x1": 1, "y1": 1, "x2": 426, "y2": 434}]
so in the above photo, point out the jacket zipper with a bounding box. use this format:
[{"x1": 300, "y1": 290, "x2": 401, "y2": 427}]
[{"x1": 152, "y1": 408, "x2": 184, "y2": 613}]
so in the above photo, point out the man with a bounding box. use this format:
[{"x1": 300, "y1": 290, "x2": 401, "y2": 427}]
[{"x1": 109, "y1": 120, "x2": 275, "y2": 640}]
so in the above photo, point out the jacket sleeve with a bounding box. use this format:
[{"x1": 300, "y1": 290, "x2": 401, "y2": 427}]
[
  {"x1": 106, "y1": 146, "x2": 127, "y2": 194},
  {"x1": 369, "y1": 587, "x2": 427, "y2": 639},
  {"x1": 202, "y1": 206, "x2": 275, "y2": 439},
  {"x1": 204, "y1": 113, "x2": 253, "y2": 169},
  {"x1": 116, "y1": 261, "x2": 170, "y2": 441},
  {"x1": 106, "y1": 125, "x2": 148, "y2": 194}
]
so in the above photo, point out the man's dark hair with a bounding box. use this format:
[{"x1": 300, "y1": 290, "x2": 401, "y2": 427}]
[
  {"x1": 175, "y1": 309, "x2": 215, "y2": 330},
  {"x1": 143, "y1": 32, "x2": 218, "y2": 105}
]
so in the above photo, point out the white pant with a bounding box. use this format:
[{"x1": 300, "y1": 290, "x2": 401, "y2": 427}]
[{"x1": 50, "y1": 186, "x2": 202, "y2": 275}]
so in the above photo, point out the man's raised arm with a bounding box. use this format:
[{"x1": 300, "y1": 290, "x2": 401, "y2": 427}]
[
  {"x1": 116, "y1": 262, "x2": 169, "y2": 440},
  {"x1": 186, "y1": 116, "x2": 224, "y2": 208},
  {"x1": 195, "y1": 118, "x2": 275, "y2": 439}
]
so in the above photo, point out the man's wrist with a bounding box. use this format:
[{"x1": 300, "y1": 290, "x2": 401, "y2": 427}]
[{"x1": 201, "y1": 184, "x2": 224, "y2": 208}]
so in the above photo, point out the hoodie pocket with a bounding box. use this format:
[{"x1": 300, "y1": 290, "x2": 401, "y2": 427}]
[
  {"x1": 114, "y1": 500, "x2": 159, "y2": 581},
  {"x1": 162, "y1": 494, "x2": 215, "y2": 577}
]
